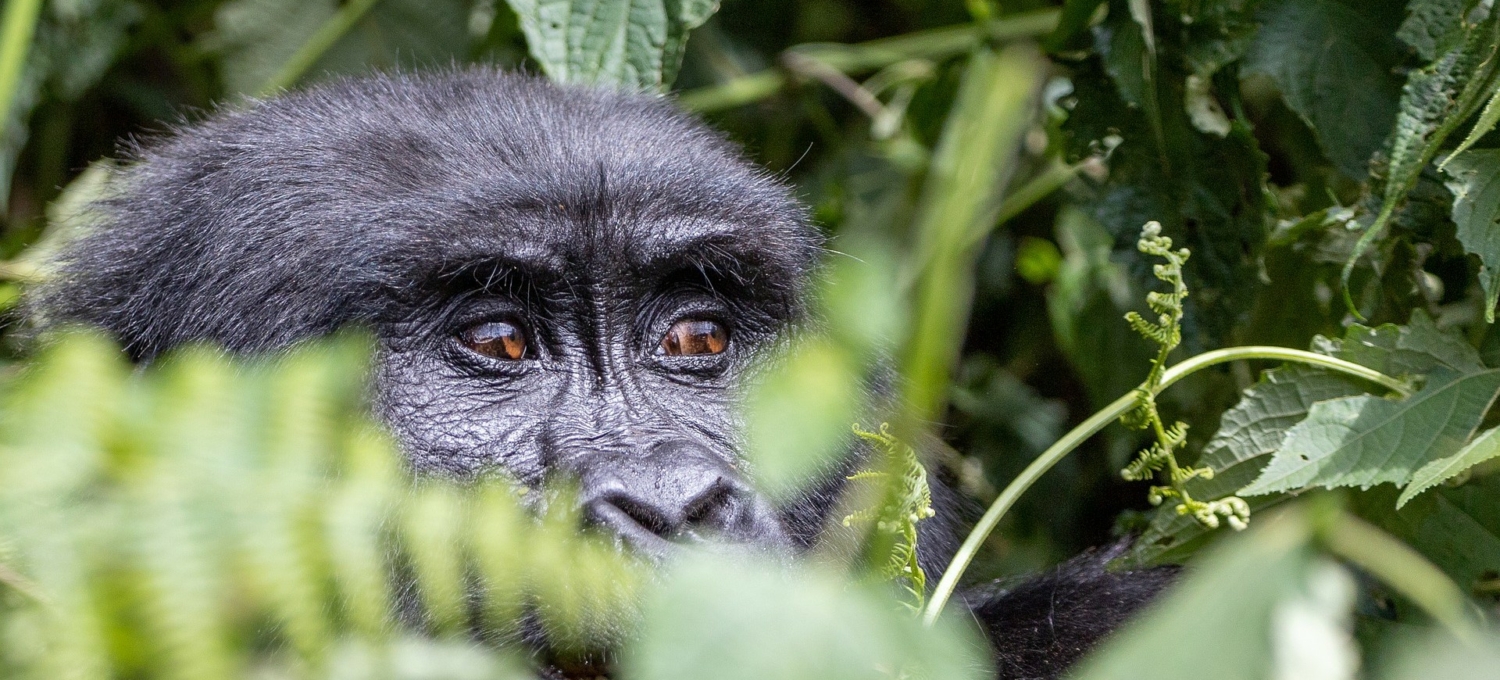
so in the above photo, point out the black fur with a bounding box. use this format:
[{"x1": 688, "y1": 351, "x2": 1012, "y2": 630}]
[{"x1": 33, "y1": 68, "x2": 1173, "y2": 678}]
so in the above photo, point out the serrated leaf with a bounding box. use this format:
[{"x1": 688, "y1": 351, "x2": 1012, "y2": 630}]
[
  {"x1": 1126, "y1": 312, "x2": 1477, "y2": 564},
  {"x1": 1319, "y1": 309, "x2": 1485, "y2": 377},
  {"x1": 506, "y1": 0, "x2": 718, "y2": 91},
  {"x1": 1441, "y1": 149, "x2": 1500, "y2": 322},
  {"x1": 1398, "y1": 0, "x2": 1480, "y2": 61},
  {"x1": 1241, "y1": 368, "x2": 1500, "y2": 495},
  {"x1": 1378, "y1": 14, "x2": 1500, "y2": 216},
  {"x1": 1398, "y1": 425, "x2": 1500, "y2": 507},
  {"x1": 1243, "y1": 0, "x2": 1405, "y2": 178},
  {"x1": 1446, "y1": 83, "x2": 1500, "y2": 160},
  {"x1": 1343, "y1": 14, "x2": 1500, "y2": 305},
  {"x1": 1193, "y1": 365, "x2": 1369, "y2": 499}
]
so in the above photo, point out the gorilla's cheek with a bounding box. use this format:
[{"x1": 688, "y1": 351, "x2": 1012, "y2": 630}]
[{"x1": 373, "y1": 343, "x2": 552, "y2": 480}]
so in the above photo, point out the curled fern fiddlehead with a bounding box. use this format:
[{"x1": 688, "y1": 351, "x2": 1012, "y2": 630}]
[{"x1": 1120, "y1": 222, "x2": 1250, "y2": 532}]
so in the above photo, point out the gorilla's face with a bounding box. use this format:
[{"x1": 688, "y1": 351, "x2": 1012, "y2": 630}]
[
  {"x1": 42, "y1": 70, "x2": 829, "y2": 559},
  {"x1": 376, "y1": 215, "x2": 802, "y2": 556}
]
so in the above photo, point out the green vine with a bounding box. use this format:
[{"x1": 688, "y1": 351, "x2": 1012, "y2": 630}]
[
  {"x1": 1119, "y1": 222, "x2": 1250, "y2": 531},
  {"x1": 842, "y1": 422, "x2": 936, "y2": 611}
]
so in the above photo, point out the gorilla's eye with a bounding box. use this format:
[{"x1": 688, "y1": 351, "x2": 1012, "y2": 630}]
[
  {"x1": 459, "y1": 321, "x2": 528, "y2": 360},
  {"x1": 660, "y1": 319, "x2": 728, "y2": 356}
]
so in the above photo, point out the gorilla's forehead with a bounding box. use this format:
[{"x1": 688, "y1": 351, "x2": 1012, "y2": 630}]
[{"x1": 195, "y1": 70, "x2": 815, "y2": 280}]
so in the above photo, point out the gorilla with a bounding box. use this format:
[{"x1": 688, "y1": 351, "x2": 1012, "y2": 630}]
[{"x1": 32, "y1": 69, "x2": 1174, "y2": 679}]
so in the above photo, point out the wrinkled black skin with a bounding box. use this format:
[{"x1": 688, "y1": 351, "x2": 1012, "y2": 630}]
[{"x1": 35, "y1": 69, "x2": 1171, "y2": 678}]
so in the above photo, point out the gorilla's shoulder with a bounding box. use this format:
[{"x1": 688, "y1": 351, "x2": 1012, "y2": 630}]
[{"x1": 964, "y1": 544, "x2": 1179, "y2": 680}]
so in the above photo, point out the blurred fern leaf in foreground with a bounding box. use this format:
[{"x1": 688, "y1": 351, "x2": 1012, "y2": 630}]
[{"x1": 0, "y1": 332, "x2": 642, "y2": 679}]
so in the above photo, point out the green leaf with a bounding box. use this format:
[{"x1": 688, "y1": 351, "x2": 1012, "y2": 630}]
[
  {"x1": 1398, "y1": 425, "x2": 1500, "y2": 507},
  {"x1": 1075, "y1": 507, "x2": 1357, "y2": 680},
  {"x1": 506, "y1": 0, "x2": 719, "y2": 91},
  {"x1": 623, "y1": 552, "x2": 989, "y2": 680},
  {"x1": 1379, "y1": 633, "x2": 1500, "y2": 680},
  {"x1": 1355, "y1": 476, "x2": 1500, "y2": 595},
  {"x1": 1398, "y1": 0, "x2": 1480, "y2": 61},
  {"x1": 743, "y1": 339, "x2": 863, "y2": 501},
  {"x1": 1193, "y1": 365, "x2": 1369, "y2": 499},
  {"x1": 1446, "y1": 83, "x2": 1500, "y2": 161},
  {"x1": 1441, "y1": 149, "x2": 1500, "y2": 322},
  {"x1": 1124, "y1": 312, "x2": 1478, "y2": 565},
  {"x1": 1242, "y1": 0, "x2": 1405, "y2": 178},
  {"x1": 1240, "y1": 368, "x2": 1500, "y2": 496},
  {"x1": 1342, "y1": 14, "x2": 1500, "y2": 312},
  {"x1": 1320, "y1": 310, "x2": 1486, "y2": 377},
  {"x1": 211, "y1": 0, "x2": 472, "y2": 96}
]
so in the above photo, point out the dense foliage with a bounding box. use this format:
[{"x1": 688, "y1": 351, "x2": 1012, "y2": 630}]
[{"x1": 0, "y1": 0, "x2": 1499, "y2": 678}]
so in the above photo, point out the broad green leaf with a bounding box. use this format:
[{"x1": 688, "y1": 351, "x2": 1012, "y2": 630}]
[
  {"x1": 1075, "y1": 507, "x2": 1356, "y2": 680},
  {"x1": 506, "y1": 0, "x2": 718, "y2": 91},
  {"x1": 623, "y1": 552, "x2": 989, "y2": 680},
  {"x1": 1442, "y1": 149, "x2": 1500, "y2": 322},
  {"x1": 1125, "y1": 312, "x2": 1478, "y2": 565},
  {"x1": 1243, "y1": 0, "x2": 1405, "y2": 178},
  {"x1": 1321, "y1": 309, "x2": 1486, "y2": 377},
  {"x1": 1193, "y1": 365, "x2": 1369, "y2": 499},
  {"x1": 1342, "y1": 14, "x2": 1500, "y2": 304},
  {"x1": 1241, "y1": 368, "x2": 1500, "y2": 495},
  {"x1": 743, "y1": 338, "x2": 863, "y2": 501},
  {"x1": 1399, "y1": 425, "x2": 1500, "y2": 507},
  {"x1": 1355, "y1": 476, "x2": 1500, "y2": 595}
]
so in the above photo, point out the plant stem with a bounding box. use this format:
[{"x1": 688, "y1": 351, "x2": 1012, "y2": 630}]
[
  {"x1": 1321, "y1": 511, "x2": 1480, "y2": 644},
  {"x1": 256, "y1": 0, "x2": 381, "y2": 97},
  {"x1": 0, "y1": 0, "x2": 42, "y2": 144},
  {"x1": 921, "y1": 346, "x2": 1409, "y2": 626},
  {"x1": 677, "y1": 9, "x2": 1059, "y2": 112}
]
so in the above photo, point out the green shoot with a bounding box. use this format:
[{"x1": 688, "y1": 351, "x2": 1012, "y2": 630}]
[
  {"x1": 842, "y1": 423, "x2": 936, "y2": 611},
  {"x1": 1119, "y1": 222, "x2": 1250, "y2": 531}
]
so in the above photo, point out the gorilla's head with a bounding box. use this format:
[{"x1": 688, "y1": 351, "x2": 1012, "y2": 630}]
[{"x1": 36, "y1": 69, "x2": 881, "y2": 562}]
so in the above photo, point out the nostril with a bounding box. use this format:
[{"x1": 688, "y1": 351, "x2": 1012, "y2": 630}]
[
  {"x1": 681, "y1": 478, "x2": 740, "y2": 530},
  {"x1": 597, "y1": 491, "x2": 675, "y2": 537}
]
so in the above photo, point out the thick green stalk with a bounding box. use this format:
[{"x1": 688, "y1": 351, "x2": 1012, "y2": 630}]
[
  {"x1": 677, "y1": 9, "x2": 1059, "y2": 112},
  {"x1": 1322, "y1": 511, "x2": 1481, "y2": 643},
  {"x1": 256, "y1": 0, "x2": 381, "y2": 96},
  {"x1": 900, "y1": 46, "x2": 1039, "y2": 424},
  {"x1": 0, "y1": 0, "x2": 42, "y2": 140},
  {"x1": 921, "y1": 346, "x2": 1409, "y2": 626}
]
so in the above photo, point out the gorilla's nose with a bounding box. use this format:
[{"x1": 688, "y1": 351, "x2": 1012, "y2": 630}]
[{"x1": 576, "y1": 442, "x2": 788, "y2": 555}]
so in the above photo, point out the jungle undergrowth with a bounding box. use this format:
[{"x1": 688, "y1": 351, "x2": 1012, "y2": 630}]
[{"x1": 920, "y1": 222, "x2": 1408, "y2": 626}]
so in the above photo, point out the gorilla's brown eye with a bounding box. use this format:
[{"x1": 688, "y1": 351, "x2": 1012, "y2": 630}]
[
  {"x1": 460, "y1": 321, "x2": 528, "y2": 360},
  {"x1": 660, "y1": 319, "x2": 728, "y2": 356}
]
